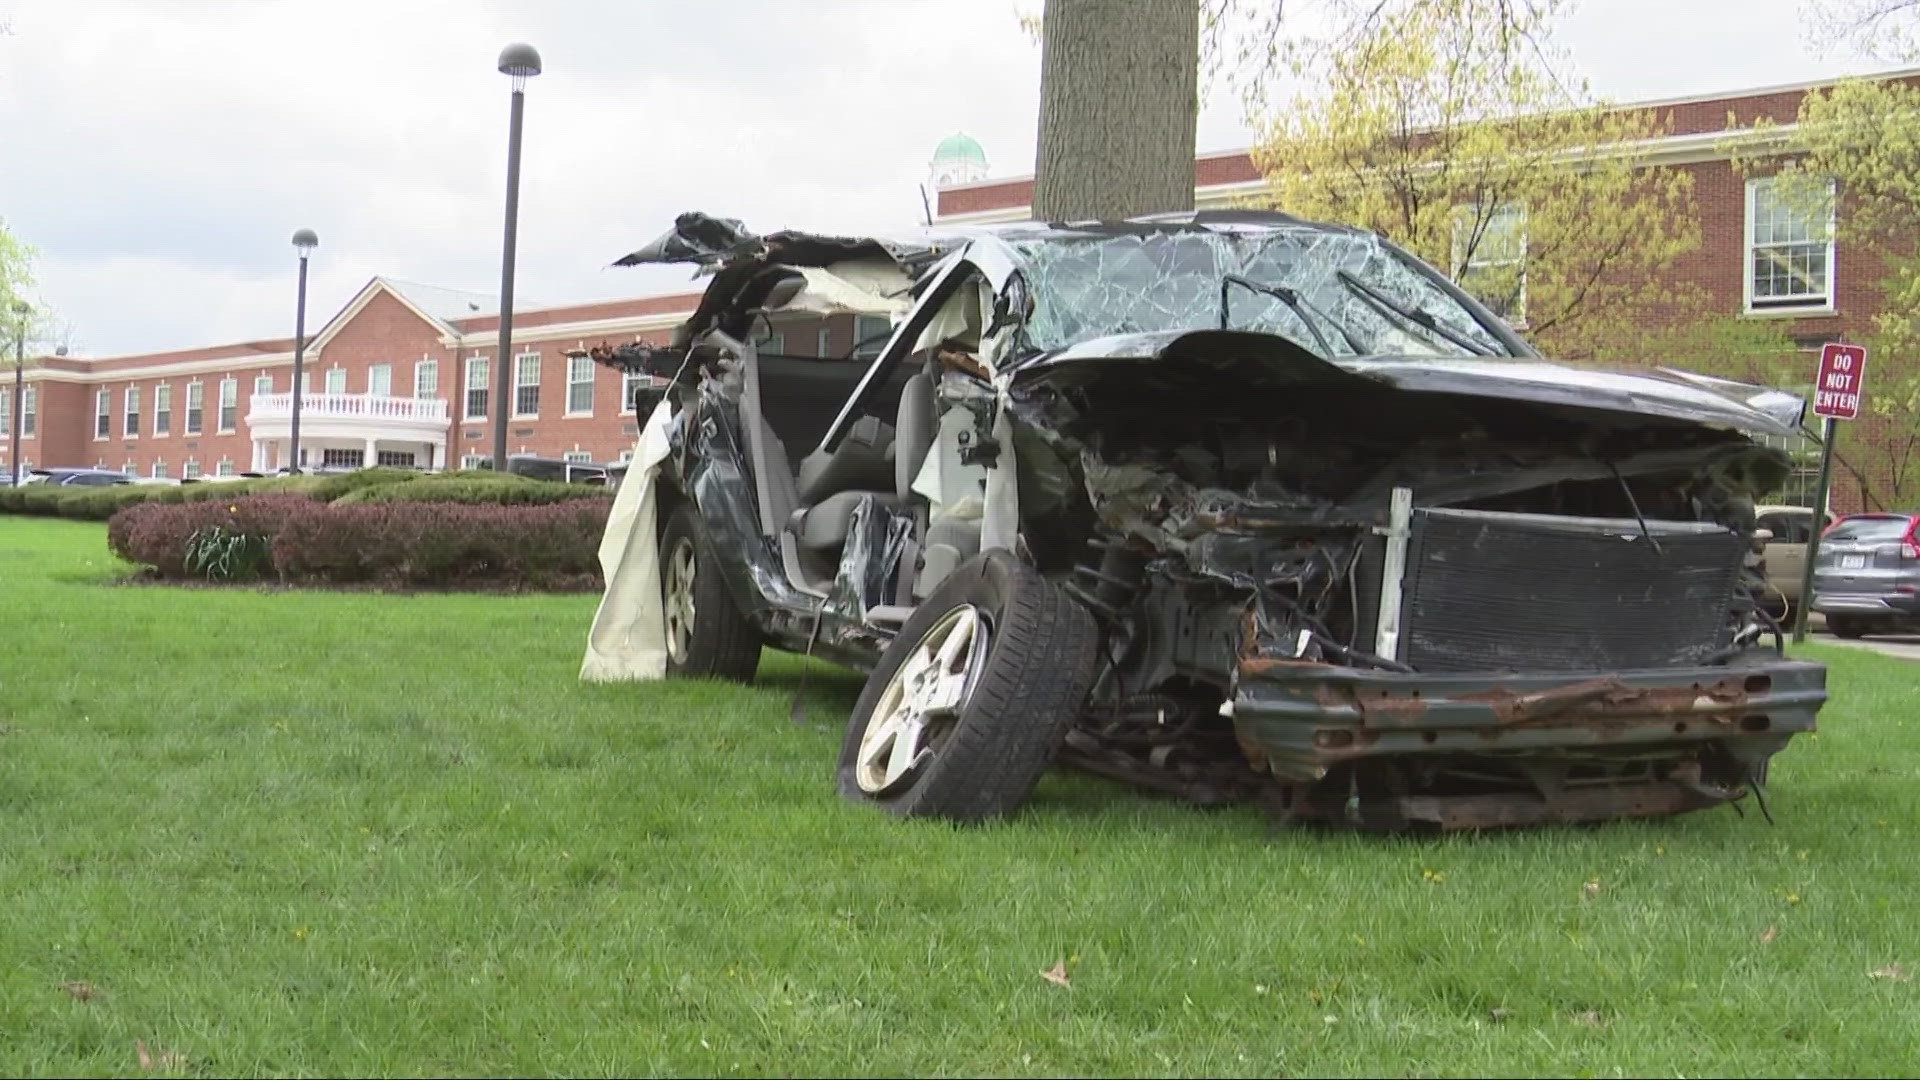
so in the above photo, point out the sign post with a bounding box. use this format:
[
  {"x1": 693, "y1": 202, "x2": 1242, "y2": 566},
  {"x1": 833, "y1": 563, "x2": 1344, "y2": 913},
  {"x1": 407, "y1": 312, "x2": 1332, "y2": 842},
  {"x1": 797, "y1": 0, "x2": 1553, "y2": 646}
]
[{"x1": 1792, "y1": 341, "x2": 1868, "y2": 644}]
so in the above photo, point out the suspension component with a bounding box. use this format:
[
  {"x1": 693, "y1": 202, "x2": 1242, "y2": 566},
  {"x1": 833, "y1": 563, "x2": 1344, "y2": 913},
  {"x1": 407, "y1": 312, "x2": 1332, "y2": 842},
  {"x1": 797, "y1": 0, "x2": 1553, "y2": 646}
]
[{"x1": 1063, "y1": 537, "x2": 1151, "y2": 623}]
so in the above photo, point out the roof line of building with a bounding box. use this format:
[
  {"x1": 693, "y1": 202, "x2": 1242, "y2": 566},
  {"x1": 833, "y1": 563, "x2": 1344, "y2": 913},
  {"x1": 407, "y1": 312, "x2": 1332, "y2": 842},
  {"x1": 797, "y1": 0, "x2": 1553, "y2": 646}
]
[{"x1": 932, "y1": 63, "x2": 1920, "y2": 195}]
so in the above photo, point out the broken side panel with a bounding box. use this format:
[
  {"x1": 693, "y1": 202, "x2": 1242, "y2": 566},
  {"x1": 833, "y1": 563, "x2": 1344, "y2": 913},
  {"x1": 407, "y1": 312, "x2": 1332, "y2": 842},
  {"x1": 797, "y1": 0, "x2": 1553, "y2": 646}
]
[{"x1": 823, "y1": 494, "x2": 914, "y2": 625}]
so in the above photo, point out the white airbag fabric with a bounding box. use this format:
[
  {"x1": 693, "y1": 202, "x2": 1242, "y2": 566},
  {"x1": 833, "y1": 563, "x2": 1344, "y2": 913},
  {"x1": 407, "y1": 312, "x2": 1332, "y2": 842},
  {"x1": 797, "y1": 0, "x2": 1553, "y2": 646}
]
[{"x1": 580, "y1": 397, "x2": 675, "y2": 682}]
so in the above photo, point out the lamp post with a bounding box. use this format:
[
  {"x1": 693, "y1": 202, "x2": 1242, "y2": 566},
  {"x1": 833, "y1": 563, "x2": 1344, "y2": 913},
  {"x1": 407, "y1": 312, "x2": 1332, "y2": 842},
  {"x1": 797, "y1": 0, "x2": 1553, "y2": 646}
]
[
  {"x1": 8, "y1": 301, "x2": 26, "y2": 487},
  {"x1": 289, "y1": 229, "x2": 318, "y2": 473},
  {"x1": 492, "y1": 42, "x2": 541, "y2": 471}
]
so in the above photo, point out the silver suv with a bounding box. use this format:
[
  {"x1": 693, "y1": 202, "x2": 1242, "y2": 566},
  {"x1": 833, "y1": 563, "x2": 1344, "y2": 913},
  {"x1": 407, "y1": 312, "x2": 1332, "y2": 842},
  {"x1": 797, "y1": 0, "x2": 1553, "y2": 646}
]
[{"x1": 1811, "y1": 512, "x2": 1920, "y2": 638}]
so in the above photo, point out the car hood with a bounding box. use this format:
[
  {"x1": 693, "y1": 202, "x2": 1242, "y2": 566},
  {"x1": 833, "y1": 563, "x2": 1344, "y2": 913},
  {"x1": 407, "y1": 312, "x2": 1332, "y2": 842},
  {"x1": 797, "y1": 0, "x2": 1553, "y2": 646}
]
[{"x1": 1013, "y1": 330, "x2": 1807, "y2": 438}]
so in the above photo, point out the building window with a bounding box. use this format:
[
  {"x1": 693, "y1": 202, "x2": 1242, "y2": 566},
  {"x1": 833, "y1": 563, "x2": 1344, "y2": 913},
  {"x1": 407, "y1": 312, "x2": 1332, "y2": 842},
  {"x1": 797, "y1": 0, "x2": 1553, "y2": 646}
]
[
  {"x1": 122, "y1": 459, "x2": 136, "y2": 476},
  {"x1": 0, "y1": 390, "x2": 8, "y2": 436},
  {"x1": 185, "y1": 382, "x2": 204, "y2": 435},
  {"x1": 368, "y1": 363, "x2": 392, "y2": 397},
  {"x1": 182, "y1": 457, "x2": 201, "y2": 480},
  {"x1": 1453, "y1": 203, "x2": 1527, "y2": 323},
  {"x1": 301, "y1": 371, "x2": 312, "y2": 395},
  {"x1": 320, "y1": 448, "x2": 364, "y2": 469},
  {"x1": 325, "y1": 367, "x2": 347, "y2": 395},
  {"x1": 154, "y1": 384, "x2": 172, "y2": 436},
  {"x1": 616, "y1": 448, "x2": 632, "y2": 465},
  {"x1": 216, "y1": 457, "x2": 235, "y2": 477},
  {"x1": 567, "y1": 354, "x2": 594, "y2": 415},
  {"x1": 94, "y1": 389, "x2": 110, "y2": 439},
  {"x1": 254, "y1": 374, "x2": 273, "y2": 398},
  {"x1": 124, "y1": 386, "x2": 141, "y2": 437},
  {"x1": 817, "y1": 328, "x2": 832, "y2": 359},
  {"x1": 1746, "y1": 177, "x2": 1835, "y2": 311},
  {"x1": 151, "y1": 459, "x2": 168, "y2": 479},
  {"x1": 563, "y1": 449, "x2": 592, "y2": 464},
  {"x1": 218, "y1": 377, "x2": 238, "y2": 432},
  {"x1": 761, "y1": 332, "x2": 786, "y2": 356},
  {"x1": 853, "y1": 315, "x2": 891, "y2": 359},
  {"x1": 513, "y1": 352, "x2": 541, "y2": 417},
  {"x1": 621, "y1": 369, "x2": 648, "y2": 414},
  {"x1": 461, "y1": 453, "x2": 489, "y2": 470},
  {"x1": 376, "y1": 449, "x2": 417, "y2": 468},
  {"x1": 20, "y1": 386, "x2": 33, "y2": 437},
  {"x1": 415, "y1": 359, "x2": 439, "y2": 399},
  {"x1": 465, "y1": 356, "x2": 489, "y2": 419}
]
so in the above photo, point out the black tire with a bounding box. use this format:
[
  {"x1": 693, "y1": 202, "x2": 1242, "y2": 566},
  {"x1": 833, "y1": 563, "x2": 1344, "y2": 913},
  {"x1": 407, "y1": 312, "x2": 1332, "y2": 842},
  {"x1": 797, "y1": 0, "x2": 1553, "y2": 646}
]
[
  {"x1": 659, "y1": 503, "x2": 761, "y2": 681},
  {"x1": 1828, "y1": 614, "x2": 1868, "y2": 639},
  {"x1": 836, "y1": 549, "x2": 1099, "y2": 822}
]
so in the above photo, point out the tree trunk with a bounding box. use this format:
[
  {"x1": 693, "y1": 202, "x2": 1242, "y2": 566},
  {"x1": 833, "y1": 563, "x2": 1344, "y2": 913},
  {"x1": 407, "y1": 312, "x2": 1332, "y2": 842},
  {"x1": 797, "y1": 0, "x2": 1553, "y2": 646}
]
[{"x1": 1033, "y1": 0, "x2": 1199, "y2": 222}]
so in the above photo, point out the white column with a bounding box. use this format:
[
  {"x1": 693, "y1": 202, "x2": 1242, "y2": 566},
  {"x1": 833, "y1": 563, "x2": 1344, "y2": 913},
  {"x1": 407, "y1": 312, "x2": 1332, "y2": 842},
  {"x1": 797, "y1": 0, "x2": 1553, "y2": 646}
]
[{"x1": 364, "y1": 436, "x2": 379, "y2": 469}]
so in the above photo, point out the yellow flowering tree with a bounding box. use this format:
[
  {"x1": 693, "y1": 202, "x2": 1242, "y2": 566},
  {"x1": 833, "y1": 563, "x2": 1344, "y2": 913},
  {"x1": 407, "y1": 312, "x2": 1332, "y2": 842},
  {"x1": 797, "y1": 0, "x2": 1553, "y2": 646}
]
[{"x1": 1248, "y1": 0, "x2": 1705, "y2": 361}]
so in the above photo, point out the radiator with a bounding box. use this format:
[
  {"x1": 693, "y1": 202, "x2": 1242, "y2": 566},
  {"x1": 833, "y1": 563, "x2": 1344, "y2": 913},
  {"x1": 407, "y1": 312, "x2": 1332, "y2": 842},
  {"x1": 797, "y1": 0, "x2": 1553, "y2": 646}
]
[{"x1": 1388, "y1": 508, "x2": 1743, "y2": 673}]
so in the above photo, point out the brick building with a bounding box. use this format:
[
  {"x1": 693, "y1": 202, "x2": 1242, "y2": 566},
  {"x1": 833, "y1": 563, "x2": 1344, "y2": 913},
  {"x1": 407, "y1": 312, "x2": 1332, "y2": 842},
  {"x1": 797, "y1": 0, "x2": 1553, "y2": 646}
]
[
  {"x1": 4, "y1": 70, "x2": 1913, "y2": 509},
  {"x1": 0, "y1": 276, "x2": 890, "y2": 479}
]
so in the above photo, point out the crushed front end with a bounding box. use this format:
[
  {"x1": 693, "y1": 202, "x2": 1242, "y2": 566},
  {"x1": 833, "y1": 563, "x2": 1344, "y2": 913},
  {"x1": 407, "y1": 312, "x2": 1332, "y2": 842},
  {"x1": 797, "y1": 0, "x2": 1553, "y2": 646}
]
[{"x1": 1001, "y1": 333, "x2": 1828, "y2": 830}]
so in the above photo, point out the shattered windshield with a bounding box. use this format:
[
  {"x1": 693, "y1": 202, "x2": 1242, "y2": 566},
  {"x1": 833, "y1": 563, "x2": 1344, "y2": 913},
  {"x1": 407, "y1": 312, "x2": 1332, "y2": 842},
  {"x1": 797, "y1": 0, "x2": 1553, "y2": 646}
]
[{"x1": 1007, "y1": 226, "x2": 1514, "y2": 359}]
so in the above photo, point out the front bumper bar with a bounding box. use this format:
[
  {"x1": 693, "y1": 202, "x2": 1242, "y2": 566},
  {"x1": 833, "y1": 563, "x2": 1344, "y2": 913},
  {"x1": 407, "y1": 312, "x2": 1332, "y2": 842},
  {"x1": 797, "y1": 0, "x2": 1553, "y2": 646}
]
[{"x1": 1231, "y1": 655, "x2": 1826, "y2": 784}]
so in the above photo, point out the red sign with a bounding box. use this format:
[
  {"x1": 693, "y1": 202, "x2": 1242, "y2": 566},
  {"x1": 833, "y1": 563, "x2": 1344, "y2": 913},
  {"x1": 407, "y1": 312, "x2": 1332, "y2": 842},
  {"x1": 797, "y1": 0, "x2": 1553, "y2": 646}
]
[{"x1": 1813, "y1": 342, "x2": 1868, "y2": 420}]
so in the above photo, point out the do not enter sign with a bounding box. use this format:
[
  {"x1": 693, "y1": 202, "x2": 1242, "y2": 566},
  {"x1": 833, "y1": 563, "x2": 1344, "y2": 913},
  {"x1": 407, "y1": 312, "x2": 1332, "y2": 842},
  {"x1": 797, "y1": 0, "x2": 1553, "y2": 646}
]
[{"x1": 1813, "y1": 342, "x2": 1868, "y2": 420}]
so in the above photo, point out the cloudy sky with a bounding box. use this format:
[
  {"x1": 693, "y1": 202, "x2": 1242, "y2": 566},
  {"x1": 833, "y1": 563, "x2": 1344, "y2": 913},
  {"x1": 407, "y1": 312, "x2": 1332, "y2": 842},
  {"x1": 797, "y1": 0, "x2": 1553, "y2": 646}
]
[{"x1": 0, "y1": 0, "x2": 1895, "y2": 357}]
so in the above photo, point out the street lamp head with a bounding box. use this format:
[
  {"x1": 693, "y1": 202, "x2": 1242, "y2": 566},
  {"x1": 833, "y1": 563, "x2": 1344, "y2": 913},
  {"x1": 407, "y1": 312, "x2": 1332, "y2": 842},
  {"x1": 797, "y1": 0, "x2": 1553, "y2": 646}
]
[
  {"x1": 498, "y1": 42, "x2": 542, "y2": 89},
  {"x1": 292, "y1": 228, "x2": 319, "y2": 256},
  {"x1": 9, "y1": 300, "x2": 28, "y2": 317}
]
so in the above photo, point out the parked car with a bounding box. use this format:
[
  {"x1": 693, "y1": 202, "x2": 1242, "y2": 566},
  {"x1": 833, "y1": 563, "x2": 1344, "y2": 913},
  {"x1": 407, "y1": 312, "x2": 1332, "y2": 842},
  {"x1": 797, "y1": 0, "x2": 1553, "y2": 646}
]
[
  {"x1": 22, "y1": 467, "x2": 135, "y2": 487},
  {"x1": 1811, "y1": 512, "x2": 1920, "y2": 638},
  {"x1": 1751, "y1": 504, "x2": 1835, "y2": 619},
  {"x1": 590, "y1": 209, "x2": 1827, "y2": 831}
]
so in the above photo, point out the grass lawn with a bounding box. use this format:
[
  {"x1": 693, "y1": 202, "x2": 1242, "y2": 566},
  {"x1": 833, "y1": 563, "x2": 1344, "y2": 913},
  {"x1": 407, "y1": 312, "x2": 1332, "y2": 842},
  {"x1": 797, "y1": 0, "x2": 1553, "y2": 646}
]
[{"x1": 3, "y1": 517, "x2": 1918, "y2": 1077}]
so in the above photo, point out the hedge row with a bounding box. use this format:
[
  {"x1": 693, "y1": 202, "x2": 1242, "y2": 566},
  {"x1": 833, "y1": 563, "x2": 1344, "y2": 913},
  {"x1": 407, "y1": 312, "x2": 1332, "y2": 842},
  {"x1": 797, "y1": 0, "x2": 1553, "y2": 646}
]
[
  {"x1": 108, "y1": 493, "x2": 612, "y2": 591},
  {"x1": 2, "y1": 469, "x2": 601, "y2": 520}
]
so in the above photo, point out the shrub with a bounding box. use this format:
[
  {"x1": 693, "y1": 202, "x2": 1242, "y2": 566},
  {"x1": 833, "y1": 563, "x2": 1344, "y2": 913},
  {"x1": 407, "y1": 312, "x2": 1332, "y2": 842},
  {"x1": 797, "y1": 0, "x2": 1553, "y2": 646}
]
[
  {"x1": 109, "y1": 494, "x2": 318, "y2": 579},
  {"x1": 271, "y1": 498, "x2": 611, "y2": 590},
  {"x1": 305, "y1": 467, "x2": 424, "y2": 502},
  {"x1": 335, "y1": 476, "x2": 605, "y2": 507}
]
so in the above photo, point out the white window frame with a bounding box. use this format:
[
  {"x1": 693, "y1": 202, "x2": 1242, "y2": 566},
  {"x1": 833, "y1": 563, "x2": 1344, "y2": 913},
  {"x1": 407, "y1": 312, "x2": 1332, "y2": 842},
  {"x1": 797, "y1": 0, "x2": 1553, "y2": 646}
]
[
  {"x1": 185, "y1": 381, "x2": 204, "y2": 436},
  {"x1": 368, "y1": 363, "x2": 393, "y2": 397},
  {"x1": 513, "y1": 351, "x2": 541, "y2": 418},
  {"x1": 123, "y1": 459, "x2": 137, "y2": 476},
  {"x1": 563, "y1": 449, "x2": 593, "y2": 464},
  {"x1": 216, "y1": 457, "x2": 235, "y2": 477},
  {"x1": 566, "y1": 354, "x2": 594, "y2": 416},
  {"x1": 254, "y1": 374, "x2": 273, "y2": 399},
  {"x1": 324, "y1": 367, "x2": 347, "y2": 395},
  {"x1": 154, "y1": 384, "x2": 172, "y2": 437},
  {"x1": 620, "y1": 369, "x2": 647, "y2": 415},
  {"x1": 816, "y1": 328, "x2": 832, "y2": 359},
  {"x1": 20, "y1": 385, "x2": 34, "y2": 438},
  {"x1": 1744, "y1": 176, "x2": 1837, "y2": 315},
  {"x1": 761, "y1": 331, "x2": 786, "y2": 356},
  {"x1": 94, "y1": 389, "x2": 110, "y2": 440},
  {"x1": 464, "y1": 356, "x2": 489, "y2": 420},
  {"x1": 123, "y1": 385, "x2": 141, "y2": 438},
  {"x1": 218, "y1": 377, "x2": 238, "y2": 433},
  {"x1": 151, "y1": 459, "x2": 168, "y2": 479},
  {"x1": 414, "y1": 358, "x2": 439, "y2": 400},
  {"x1": 0, "y1": 389, "x2": 8, "y2": 437},
  {"x1": 1452, "y1": 202, "x2": 1528, "y2": 325},
  {"x1": 182, "y1": 456, "x2": 201, "y2": 480},
  {"x1": 853, "y1": 315, "x2": 891, "y2": 359},
  {"x1": 460, "y1": 453, "x2": 489, "y2": 470}
]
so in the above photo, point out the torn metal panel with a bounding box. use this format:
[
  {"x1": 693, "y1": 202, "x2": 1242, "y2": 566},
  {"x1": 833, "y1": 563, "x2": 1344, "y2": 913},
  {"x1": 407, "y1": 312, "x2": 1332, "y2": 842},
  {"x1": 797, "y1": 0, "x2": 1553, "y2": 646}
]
[{"x1": 823, "y1": 495, "x2": 914, "y2": 624}]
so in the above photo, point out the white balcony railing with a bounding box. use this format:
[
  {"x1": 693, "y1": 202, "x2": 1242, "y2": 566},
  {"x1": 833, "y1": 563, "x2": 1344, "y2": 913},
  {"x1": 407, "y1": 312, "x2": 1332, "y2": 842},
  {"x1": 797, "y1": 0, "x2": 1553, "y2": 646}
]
[{"x1": 248, "y1": 392, "x2": 448, "y2": 423}]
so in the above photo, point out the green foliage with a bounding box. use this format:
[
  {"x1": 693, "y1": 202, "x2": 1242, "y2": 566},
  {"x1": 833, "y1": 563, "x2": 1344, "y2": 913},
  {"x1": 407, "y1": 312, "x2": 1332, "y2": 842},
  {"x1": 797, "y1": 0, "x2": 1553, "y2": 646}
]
[
  {"x1": 304, "y1": 466, "x2": 427, "y2": 501},
  {"x1": 334, "y1": 476, "x2": 605, "y2": 507},
  {"x1": 183, "y1": 524, "x2": 272, "y2": 581},
  {"x1": 1250, "y1": 0, "x2": 1705, "y2": 360}
]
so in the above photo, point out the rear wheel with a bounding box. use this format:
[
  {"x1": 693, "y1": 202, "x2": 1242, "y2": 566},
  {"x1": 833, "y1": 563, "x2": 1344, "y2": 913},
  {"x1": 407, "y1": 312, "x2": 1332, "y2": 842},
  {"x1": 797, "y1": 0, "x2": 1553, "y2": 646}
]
[
  {"x1": 660, "y1": 503, "x2": 761, "y2": 681},
  {"x1": 837, "y1": 549, "x2": 1099, "y2": 822},
  {"x1": 1828, "y1": 614, "x2": 1869, "y2": 639}
]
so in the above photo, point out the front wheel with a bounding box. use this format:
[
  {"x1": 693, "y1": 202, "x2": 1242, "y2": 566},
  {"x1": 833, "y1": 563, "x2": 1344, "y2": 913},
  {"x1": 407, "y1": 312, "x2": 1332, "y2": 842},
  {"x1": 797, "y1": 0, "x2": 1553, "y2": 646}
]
[
  {"x1": 836, "y1": 549, "x2": 1099, "y2": 822},
  {"x1": 659, "y1": 503, "x2": 761, "y2": 681}
]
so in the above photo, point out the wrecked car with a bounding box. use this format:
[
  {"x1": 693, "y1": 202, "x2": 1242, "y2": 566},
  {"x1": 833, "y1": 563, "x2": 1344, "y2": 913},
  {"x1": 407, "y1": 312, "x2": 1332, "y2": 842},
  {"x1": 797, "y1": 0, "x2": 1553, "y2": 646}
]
[{"x1": 578, "y1": 209, "x2": 1827, "y2": 830}]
